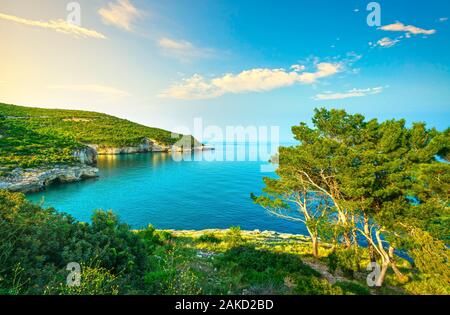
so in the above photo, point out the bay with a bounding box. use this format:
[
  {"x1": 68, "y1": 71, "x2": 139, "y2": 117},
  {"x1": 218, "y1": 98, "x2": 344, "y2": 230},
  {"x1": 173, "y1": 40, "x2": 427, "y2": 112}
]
[{"x1": 27, "y1": 143, "x2": 306, "y2": 234}]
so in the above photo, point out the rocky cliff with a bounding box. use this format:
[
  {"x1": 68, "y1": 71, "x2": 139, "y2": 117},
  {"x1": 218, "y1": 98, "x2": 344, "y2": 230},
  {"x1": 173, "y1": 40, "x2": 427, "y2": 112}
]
[
  {"x1": 73, "y1": 146, "x2": 98, "y2": 164},
  {"x1": 88, "y1": 138, "x2": 209, "y2": 155},
  {"x1": 88, "y1": 138, "x2": 168, "y2": 155},
  {"x1": 0, "y1": 165, "x2": 99, "y2": 193}
]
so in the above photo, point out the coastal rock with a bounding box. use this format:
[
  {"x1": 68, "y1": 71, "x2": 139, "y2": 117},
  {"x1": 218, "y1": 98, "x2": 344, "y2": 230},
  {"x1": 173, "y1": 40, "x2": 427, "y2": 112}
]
[
  {"x1": 85, "y1": 138, "x2": 212, "y2": 155},
  {"x1": 73, "y1": 146, "x2": 98, "y2": 165},
  {"x1": 89, "y1": 138, "x2": 171, "y2": 155},
  {"x1": 0, "y1": 165, "x2": 99, "y2": 193}
]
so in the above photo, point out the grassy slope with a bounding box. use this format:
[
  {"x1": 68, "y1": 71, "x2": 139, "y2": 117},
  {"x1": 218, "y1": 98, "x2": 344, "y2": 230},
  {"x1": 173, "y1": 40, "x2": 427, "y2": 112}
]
[
  {"x1": 162, "y1": 229, "x2": 407, "y2": 295},
  {"x1": 0, "y1": 103, "x2": 192, "y2": 169}
]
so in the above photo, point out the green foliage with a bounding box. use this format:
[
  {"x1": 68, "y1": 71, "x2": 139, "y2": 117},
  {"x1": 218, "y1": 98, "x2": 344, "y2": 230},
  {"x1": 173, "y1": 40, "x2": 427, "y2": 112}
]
[
  {"x1": 224, "y1": 226, "x2": 245, "y2": 248},
  {"x1": 401, "y1": 228, "x2": 450, "y2": 295},
  {"x1": 45, "y1": 265, "x2": 120, "y2": 295},
  {"x1": 1, "y1": 107, "x2": 448, "y2": 295},
  {"x1": 198, "y1": 233, "x2": 222, "y2": 244},
  {"x1": 144, "y1": 244, "x2": 203, "y2": 295},
  {"x1": 1, "y1": 189, "x2": 432, "y2": 295},
  {"x1": 144, "y1": 269, "x2": 177, "y2": 293},
  {"x1": 327, "y1": 248, "x2": 362, "y2": 278},
  {"x1": 254, "y1": 107, "x2": 450, "y2": 290},
  {"x1": 0, "y1": 190, "x2": 153, "y2": 294},
  {"x1": 292, "y1": 275, "x2": 343, "y2": 295},
  {"x1": 215, "y1": 245, "x2": 319, "y2": 291},
  {"x1": 333, "y1": 280, "x2": 371, "y2": 295},
  {"x1": 404, "y1": 274, "x2": 450, "y2": 295}
]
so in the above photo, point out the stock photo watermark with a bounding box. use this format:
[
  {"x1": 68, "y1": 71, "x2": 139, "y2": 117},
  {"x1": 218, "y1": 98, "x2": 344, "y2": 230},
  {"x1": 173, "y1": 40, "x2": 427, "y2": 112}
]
[
  {"x1": 366, "y1": 262, "x2": 382, "y2": 287},
  {"x1": 66, "y1": 2, "x2": 81, "y2": 26},
  {"x1": 66, "y1": 262, "x2": 81, "y2": 287},
  {"x1": 367, "y1": 2, "x2": 381, "y2": 27},
  {"x1": 170, "y1": 118, "x2": 280, "y2": 172}
]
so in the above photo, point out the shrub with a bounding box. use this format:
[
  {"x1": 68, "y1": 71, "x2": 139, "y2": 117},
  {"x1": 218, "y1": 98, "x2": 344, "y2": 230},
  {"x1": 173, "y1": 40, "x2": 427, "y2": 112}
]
[
  {"x1": 45, "y1": 266, "x2": 119, "y2": 295},
  {"x1": 224, "y1": 226, "x2": 244, "y2": 247},
  {"x1": 404, "y1": 275, "x2": 450, "y2": 295},
  {"x1": 0, "y1": 191, "x2": 151, "y2": 294},
  {"x1": 327, "y1": 248, "x2": 361, "y2": 278},
  {"x1": 198, "y1": 233, "x2": 222, "y2": 244},
  {"x1": 293, "y1": 275, "x2": 343, "y2": 295},
  {"x1": 144, "y1": 269, "x2": 176, "y2": 293},
  {"x1": 333, "y1": 281, "x2": 370, "y2": 295}
]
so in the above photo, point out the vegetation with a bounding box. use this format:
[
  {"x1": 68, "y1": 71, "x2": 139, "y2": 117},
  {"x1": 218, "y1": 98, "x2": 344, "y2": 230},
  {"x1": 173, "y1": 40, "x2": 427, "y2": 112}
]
[
  {"x1": 0, "y1": 103, "x2": 196, "y2": 169},
  {"x1": 0, "y1": 189, "x2": 446, "y2": 295},
  {"x1": 253, "y1": 108, "x2": 449, "y2": 292},
  {"x1": 0, "y1": 106, "x2": 448, "y2": 295},
  {"x1": 0, "y1": 190, "x2": 374, "y2": 295}
]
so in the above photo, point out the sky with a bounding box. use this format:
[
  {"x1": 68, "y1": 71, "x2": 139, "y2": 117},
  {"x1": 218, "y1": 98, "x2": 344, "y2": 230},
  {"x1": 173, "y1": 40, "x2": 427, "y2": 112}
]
[{"x1": 0, "y1": 0, "x2": 449, "y2": 142}]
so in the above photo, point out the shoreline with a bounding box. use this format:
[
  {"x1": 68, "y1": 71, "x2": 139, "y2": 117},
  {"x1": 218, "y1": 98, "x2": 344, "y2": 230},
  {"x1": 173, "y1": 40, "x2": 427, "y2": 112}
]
[
  {"x1": 0, "y1": 164, "x2": 99, "y2": 193},
  {"x1": 164, "y1": 228, "x2": 336, "y2": 249},
  {"x1": 0, "y1": 141, "x2": 214, "y2": 193}
]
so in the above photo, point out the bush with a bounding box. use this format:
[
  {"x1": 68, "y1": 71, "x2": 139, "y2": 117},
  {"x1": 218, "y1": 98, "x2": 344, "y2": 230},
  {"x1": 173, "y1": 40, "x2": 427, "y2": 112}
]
[
  {"x1": 144, "y1": 269, "x2": 176, "y2": 293},
  {"x1": 154, "y1": 230, "x2": 173, "y2": 242},
  {"x1": 327, "y1": 248, "x2": 361, "y2": 278},
  {"x1": 144, "y1": 268, "x2": 202, "y2": 295},
  {"x1": 293, "y1": 275, "x2": 343, "y2": 295},
  {"x1": 138, "y1": 225, "x2": 172, "y2": 249},
  {"x1": 333, "y1": 281, "x2": 370, "y2": 295},
  {"x1": 224, "y1": 226, "x2": 245, "y2": 247},
  {"x1": 198, "y1": 233, "x2": 222, "y2": 244},
  {"x1": 404, "y1": 275, "x2": 450, "y2": 295},
  {"x1": 45, "y1": 265, "x2": 119, "y2": 295},
  {"x1": 0, "y1": 190, "x2": 151, "y2": 294}
]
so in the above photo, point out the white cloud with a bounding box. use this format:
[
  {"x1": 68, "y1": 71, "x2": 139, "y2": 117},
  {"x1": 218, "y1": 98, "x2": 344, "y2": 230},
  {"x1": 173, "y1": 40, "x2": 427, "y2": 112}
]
[
  {"x1": 48, "y1": 84, "x2": 130, "y2": 97},
  {"x1": 158, "y1": 37, "x2": 214, "y2": 62},
  {"x1": 290, "y1": 64, "x2": 306, "y2": 72},
  {"x1": 372, "y1": 22, "x2": 436, "y2": 49},
  {"x1": 0, "y1": 12, "x2": 106, "y2": 39},
  {"x1": 313, "y1": 87, "x2": 383, "y2": 101},
  {"x1": 99, "y1": 0, "x2": 143, "y2": 31},
  {"x1": 379, "y1": 21, "x2": 436, "y2": 35},
  {"x1": 376, "y1": 37, "x2": 400, "y2": 48},
  {"x1": 159, "y1": 62, "x2": 342, "y2": 100},
  {"x1": 439, "y1": 17, "x2": 448, "y2": 23}
]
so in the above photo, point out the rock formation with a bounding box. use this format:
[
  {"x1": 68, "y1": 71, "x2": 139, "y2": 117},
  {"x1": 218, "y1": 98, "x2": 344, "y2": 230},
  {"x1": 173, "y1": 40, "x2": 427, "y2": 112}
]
[{"x1": 0, "y1": 165, "x2": 99, "y2": 193}]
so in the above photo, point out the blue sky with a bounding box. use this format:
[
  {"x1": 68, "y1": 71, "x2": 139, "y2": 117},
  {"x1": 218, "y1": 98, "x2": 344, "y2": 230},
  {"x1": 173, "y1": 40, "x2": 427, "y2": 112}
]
[{"x1": 0, "y1": 0, "x2": 449, "y2": 141}]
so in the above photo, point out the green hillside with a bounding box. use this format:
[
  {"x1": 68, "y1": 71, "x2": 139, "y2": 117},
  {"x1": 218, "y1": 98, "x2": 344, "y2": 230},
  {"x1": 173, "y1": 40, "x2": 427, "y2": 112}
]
[{"x1": 0, "y1": 103, "x2": 191, "y2": 169}]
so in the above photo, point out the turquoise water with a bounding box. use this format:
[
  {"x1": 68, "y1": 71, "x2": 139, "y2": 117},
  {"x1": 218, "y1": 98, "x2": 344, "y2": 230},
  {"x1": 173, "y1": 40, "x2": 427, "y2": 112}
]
[{"x1": 27, "y1": 144, "x2": 306, "y2": 234}]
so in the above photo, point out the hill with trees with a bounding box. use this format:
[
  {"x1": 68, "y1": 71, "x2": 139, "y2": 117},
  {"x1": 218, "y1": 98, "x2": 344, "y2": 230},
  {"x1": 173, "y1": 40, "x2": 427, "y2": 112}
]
[{"x1": 0, "y1": 103, "x2": 196, "y2": 170}]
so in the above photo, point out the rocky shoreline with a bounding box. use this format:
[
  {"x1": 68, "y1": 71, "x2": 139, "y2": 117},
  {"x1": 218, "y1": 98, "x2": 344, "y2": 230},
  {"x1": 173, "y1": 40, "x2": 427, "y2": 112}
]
[
  {"x1": 0, "y1": 164, "x2": 99, "y2": 193},
  {"x1": 167, "y1": 228, "x2": 314, "y2": 242},
  {"x1": 88, "y1": 138, "x2": 213, "y2": 155},
  {"x1": 0, "y1": 138, "x2": 214, "y2": 193}
]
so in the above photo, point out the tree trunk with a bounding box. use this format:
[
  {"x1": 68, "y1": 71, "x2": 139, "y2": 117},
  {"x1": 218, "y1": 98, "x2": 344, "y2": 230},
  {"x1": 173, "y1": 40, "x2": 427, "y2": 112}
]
[
  {"x1": 343, "y1": 231, "x2": 352, "y2": 248},
  {"x1": 351, "y1": 216, "x2": 358, "y2": 248},
  {"x1": 374, "y1": 228, "x2": 391, "y2": 287},
  {"x1": 305, "y1": 225, "x2": 319, "y2": 258},
  {"x1": 388, "y1": 246, "x2": 408, "y2": 282},
  {"x1": 364, "y1": 215, "x2": 376, "y2": 263},
  {"x1": 376, "y1": 261, "x2": 389, "y2": 287},
  {"x1": 312, "y1": 235, "x2": 319, "y2": 258},
  {"x1": 337, "y1": 210, "x2": 352, "y2": 248}
]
